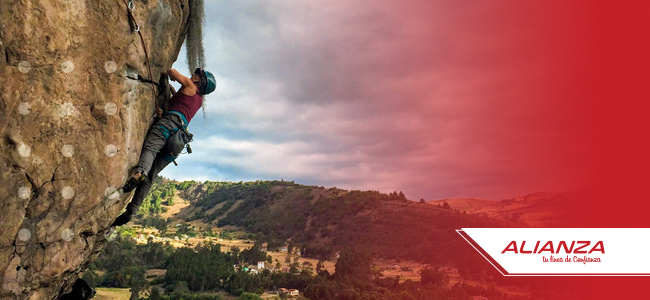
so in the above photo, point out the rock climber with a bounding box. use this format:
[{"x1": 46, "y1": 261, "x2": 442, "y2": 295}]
[{"x1": 111, "y1": 67, "x2": 216, "y2": 227}]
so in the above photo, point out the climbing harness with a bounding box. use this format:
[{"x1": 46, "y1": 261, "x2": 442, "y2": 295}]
[
  {"x1": 156, "y1": 111, "x2": 194, "y2": 166},
  {"x1": 121, "y1": 0, "x2": 160, "y2": 114}
]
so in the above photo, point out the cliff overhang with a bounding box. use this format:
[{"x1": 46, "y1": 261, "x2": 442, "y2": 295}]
[{"x1": 0, "y1": 0, "x2": 192, "y2": 298}]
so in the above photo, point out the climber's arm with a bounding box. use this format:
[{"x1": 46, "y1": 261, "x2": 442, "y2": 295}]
[
  {"x1": 167, "y1": 68, "x2": 193, "y2": 88},
  {"x1": 167, "y1": 68, "x2": 196, "y2": 96}
]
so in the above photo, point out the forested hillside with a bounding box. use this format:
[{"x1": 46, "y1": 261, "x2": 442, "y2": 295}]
[{"x1": 141, "y1": 179, "x2": 521, "y2": 281}]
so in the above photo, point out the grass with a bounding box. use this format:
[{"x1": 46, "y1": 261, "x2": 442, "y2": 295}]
[{"x1": 95, "y1": 288, "x2": 131, "y2": 300}]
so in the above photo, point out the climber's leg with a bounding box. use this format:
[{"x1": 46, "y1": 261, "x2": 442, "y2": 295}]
[
  {"x1": 113, "y1": 114, "x2": 183, "y2": 226},
  {"x1": 111, "y1": 154, "x2": 172, "y2": 227},
  {"x1": 129, "y1": 154, "x2": 173, "y2": 212},
  {"x1": 134, "y1": 115, "x2": 178, "y2": 175},
  {"x1": 122, "y1": 115, "x2": 179, "y2": 192}
]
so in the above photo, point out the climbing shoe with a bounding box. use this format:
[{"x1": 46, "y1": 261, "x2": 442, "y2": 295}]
[
  {"x1": 111, "y1": 212, "x2": 132, "y2": 227},
  {"x1": 122, "y1": 172, "x2": 146, "y2": 193}
]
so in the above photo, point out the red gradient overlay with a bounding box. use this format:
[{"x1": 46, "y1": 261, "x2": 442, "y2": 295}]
[
  {"x1": 448, "y1": 0, "x2": 650, "y2": 298},
  {"x1": 333, "y1": 0, "x2": 594, "y2": 198},
  {"x1": 554, "y1": 1, "x2": 650, "y2": 298},
  {"x1": 356, "y1": 0, "x2": 650, "y2": 298},
  {"x1": 324, "y1": 0, "x2": 650, "y2": 297},
  {"x1": 206, "y1": 0, "x2": 647, "y2": 297}
]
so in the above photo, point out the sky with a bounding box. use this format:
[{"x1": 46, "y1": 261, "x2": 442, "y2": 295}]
[{"x1": 162, "y1": 0, "x2": 587, "y2": 201}]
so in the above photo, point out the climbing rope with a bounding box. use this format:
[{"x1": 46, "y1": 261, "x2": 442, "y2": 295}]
[{"x1": 121, "y1": 0, "x2": 160, "y2": 114}]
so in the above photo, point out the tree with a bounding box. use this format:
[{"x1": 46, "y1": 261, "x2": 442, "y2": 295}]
[
  {"x1": 129, "y1": 285, "x2": 141, "y2": 300},
  {"x1": 153, "y1": 196, "x2": 163, "y2": 214},
  {"x1": 419, "y1": 198, "x2": 425, "y2": 204},
  {"x1": 421, "y1": 267, "x2": 449, "y2": 286},
  {"x1": 128, "y1": 268, "x2": 147, "y2": 300},
  {"x1": 231, "y1": 246, "x2": 241, "y2": 264},
  {"x1": 165, "y1": 244, "x2": 233, "y2": 292},
  {"x1": 80, "y1": 268, "x2": 101, "y2": 287},
  {"x1": 334, "y1": 247, "x2": 372, "y2": 283},
  {"x1": 171, "y1": 281, "x2": 190, "y2": 296},
  {"x1": 148, "y1": 287, "x2": 162, "y2": 300},
  {"x1": 442, "y1": 201, "x2": 451, "y2": 209}
]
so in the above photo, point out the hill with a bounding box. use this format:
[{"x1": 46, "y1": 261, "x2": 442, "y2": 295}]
[
  {"x1": 137, "y1": 178, "x2": 523, "y2": 280},
  {"x1": 428, "y1": 192, "x2": 562, "y2": 226}
]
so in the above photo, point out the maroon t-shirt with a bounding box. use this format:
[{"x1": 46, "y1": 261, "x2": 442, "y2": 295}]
[{"x1": 168, "y1": 88, "x2": 203, "y2": 123}]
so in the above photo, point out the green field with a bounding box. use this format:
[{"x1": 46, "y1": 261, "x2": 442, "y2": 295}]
[{"x1": 95, "y1": 288, "x2": 131, "y2": 300}]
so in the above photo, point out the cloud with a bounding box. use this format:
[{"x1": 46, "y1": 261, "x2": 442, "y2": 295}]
[{"x1": 162, "y1": 0, "x2": 585, "y2": 200}]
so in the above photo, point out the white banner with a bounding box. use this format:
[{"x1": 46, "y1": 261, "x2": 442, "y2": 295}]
[{"x1": 457, "y1": 228, "x2": 650, "y2": 276}]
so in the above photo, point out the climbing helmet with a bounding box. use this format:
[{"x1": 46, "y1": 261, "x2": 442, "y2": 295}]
[{"x1": 194, "y1": 68, "x2": 217, "y2": 95}]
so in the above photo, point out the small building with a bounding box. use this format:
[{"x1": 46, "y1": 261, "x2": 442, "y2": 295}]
[
  {"x1": 258, "y1": 261, "x2": 265, "y2": 269},
  {"x1": 277, "y1": 288, "x2": 299, "y2": 296},
  {"x1": 250, "y1": 269, "x2": 259, "y2": 275},
  {"x1": 281, "y1": 246, "x2": 288, "y2": 252}
]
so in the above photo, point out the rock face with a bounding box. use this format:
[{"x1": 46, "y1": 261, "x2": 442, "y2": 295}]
[{"x1": 0, "y1": 0, "x2": 191, "y2": 298}]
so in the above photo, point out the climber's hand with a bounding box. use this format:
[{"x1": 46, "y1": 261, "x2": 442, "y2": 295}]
[{"x1": 156, "y1": 108, "x2": 163, "y2": 117}]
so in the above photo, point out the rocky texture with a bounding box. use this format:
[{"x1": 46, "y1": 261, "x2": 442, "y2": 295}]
[{"x1": 0, "y1": 0, "x2": 191, "y2": 298}]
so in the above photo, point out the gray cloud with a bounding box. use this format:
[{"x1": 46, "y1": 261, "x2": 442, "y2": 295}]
[{"x1": 161, "y1": 0, "x2": 584, "y2": 200}]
